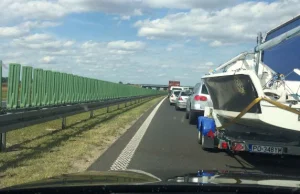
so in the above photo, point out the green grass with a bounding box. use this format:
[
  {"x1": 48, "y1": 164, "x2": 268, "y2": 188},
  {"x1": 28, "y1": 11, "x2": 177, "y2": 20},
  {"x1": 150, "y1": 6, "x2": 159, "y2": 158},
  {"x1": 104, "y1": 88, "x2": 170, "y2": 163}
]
[{"x1": 0, "y1": 96, "x2": 164, "y2": 188}]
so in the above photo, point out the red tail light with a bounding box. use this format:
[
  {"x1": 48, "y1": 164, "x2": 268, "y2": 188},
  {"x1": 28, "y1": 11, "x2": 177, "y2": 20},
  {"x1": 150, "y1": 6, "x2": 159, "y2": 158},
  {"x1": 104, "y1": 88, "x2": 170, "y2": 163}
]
[
  {"x1": 221, "y1": 142, "x2": 228, "y2": 149},
  {"x1": 232, "y1": 143, "x2": 245, "y2": 151},
  {"x1": 207, "y1": 130, "x2": 215, "y2": 139},
  {"x1": 194, "y1": 95, "x2": 207, "y2": 101},
  {"x1": 179, "y1": 97, "x2": 183, "y2": 100}
]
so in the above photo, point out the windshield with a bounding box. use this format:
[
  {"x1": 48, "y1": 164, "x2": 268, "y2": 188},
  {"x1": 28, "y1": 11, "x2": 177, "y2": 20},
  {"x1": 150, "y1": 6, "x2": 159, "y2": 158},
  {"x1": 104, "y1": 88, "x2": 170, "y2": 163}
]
[{"x1": 1, "y1": 0, "x2": 300, "y2": 190}]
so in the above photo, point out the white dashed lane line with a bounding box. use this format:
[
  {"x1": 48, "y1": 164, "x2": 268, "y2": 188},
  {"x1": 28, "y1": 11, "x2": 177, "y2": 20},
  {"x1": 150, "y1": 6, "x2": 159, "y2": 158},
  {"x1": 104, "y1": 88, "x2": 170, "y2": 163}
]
[{"x1": 110, "y1": 97, "x2": 166, "y2": 171}]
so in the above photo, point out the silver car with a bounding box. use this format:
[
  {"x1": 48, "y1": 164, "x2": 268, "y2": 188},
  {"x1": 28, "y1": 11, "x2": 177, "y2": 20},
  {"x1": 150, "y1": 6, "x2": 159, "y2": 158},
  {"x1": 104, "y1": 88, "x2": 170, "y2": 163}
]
[
  {"x1": 186, "y1": 82, "x2": 212, "y2": 124},
  {"x1": 175, "y1": 90, "x2": 190, "y2": 110}
]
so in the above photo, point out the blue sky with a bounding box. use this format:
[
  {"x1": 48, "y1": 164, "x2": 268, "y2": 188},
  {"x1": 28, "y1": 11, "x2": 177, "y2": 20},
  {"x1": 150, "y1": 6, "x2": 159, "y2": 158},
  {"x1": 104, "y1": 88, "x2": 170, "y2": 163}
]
[{"x1": 0, "y1": 0, "x2": 299, "y2": 86}]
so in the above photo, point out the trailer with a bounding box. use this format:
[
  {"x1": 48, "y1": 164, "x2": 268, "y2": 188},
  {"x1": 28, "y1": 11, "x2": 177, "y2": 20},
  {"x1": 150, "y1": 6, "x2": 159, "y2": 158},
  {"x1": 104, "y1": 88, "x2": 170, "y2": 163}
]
[
  {"x1": 197, "y1": 16, "x2": 300, "y2": 156},
  {"x1": 197, "y1": 107, "x2": 300, "y2": 156}
]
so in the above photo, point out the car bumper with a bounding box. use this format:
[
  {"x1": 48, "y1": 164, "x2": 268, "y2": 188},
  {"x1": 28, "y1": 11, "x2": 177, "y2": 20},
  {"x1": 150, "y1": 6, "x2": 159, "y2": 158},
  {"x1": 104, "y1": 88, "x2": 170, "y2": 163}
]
[
  {"x1": 191, "y1": 103, "x2": 205, "y2": 111},
  {"x1": 176, "y1": 102, "x2": 187, "y2": 108},
  {"x1": 169, "y1": 99, "x2": 176, "y2": 103}
]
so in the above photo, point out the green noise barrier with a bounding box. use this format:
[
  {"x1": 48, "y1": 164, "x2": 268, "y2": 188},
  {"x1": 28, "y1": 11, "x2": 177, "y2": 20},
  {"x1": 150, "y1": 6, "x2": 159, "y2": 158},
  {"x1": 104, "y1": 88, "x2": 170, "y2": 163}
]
[{"x1": 5, "y1": 63, "x2": 163, "y2": 110}]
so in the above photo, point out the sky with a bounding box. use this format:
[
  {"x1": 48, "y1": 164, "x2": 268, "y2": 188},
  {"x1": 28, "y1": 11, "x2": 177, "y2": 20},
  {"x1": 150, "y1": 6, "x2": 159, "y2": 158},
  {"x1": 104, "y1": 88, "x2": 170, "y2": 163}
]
[{"x1": 0, "y1": 0, "x2": 299, "y2": 86}]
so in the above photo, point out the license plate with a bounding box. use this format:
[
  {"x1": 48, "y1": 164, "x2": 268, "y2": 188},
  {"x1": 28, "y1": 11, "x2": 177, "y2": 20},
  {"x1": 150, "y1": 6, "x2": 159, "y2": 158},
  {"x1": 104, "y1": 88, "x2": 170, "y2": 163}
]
[{"x1": 249, "y1": 145, "x2": 283, "y2": 154}]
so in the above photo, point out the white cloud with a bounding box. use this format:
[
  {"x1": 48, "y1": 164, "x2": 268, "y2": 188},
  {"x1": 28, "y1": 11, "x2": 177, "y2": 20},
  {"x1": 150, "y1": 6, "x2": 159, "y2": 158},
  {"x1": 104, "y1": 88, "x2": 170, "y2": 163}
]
[
  {"x1": 205, "y1": 62, "x2": 214, "y2": 66},
  {"x1": 23, "y1": 33, "x2": 52, "y2": 42},
  {"x1": 109, "y1": 50, "x2": 135, "y2": 55},
  {"x1": 157, "y1": 73, "x2": 166, "y2": 77},
  {"x1": 166, "y1": 47, "x2": 173, "y2": 52},
  {"x1": 64, "y1": 41, "x2": 75, "y2": 47},
  {"x1": 41, "y1": 56, "x2": 55, "y2": 64},
  {"x1": 81, "y1": 41, "x2": 101, "y2": 49},
  {"x1": 0, "y1": 21, "x2": 60, "y2": 38},
  {"x1": 143, "y1": 0, "x2": 236, "y2": 9},
  {"x1": 0, "y1": 0, "x2": 236, "y2": 23},
  {"x1": 0, "y1": 26, "x2": 24, "y2": 37},
  {"x1": 12, "y1": 33, "x2": 76, "y2": 50},
  {"x1": 187, "y1": 62, "x2": 215, "y2": 73},
  {"x1": 121, "y1": 15, "x2": 131, "y2": 20},
  {"x1": 166, "y1": 43, "x2": 184, "y2": 51},
  {"x1": 135, "y1": 0, "x2": 300, "y2": 44},
  {"x1": 209, "y1": 40, "x2": 223, "y2": 47},
  {"x1": 1, "y1": 0, "x2": 66, "y2": 21},
  {"x1": 107, "y1": 40, "x2": 145, "y2": 51}
]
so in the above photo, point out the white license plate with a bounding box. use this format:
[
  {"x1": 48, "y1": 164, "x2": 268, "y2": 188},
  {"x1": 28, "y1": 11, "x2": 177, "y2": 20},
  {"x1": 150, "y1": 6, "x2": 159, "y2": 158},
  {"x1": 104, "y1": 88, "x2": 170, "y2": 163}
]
[{"x1": 250, "y1": 145, "x2": 283, "y2": 154}]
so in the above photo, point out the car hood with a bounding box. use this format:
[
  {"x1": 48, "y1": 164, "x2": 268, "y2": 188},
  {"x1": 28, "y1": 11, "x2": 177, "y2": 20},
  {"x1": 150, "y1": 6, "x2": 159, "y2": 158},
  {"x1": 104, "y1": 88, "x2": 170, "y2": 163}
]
[
  {"x1": 4, "y1": 169, "x2": 300, "y2": 189},
  {"x1": 4, "y1": 170, "x2": 161, "y2": 189},
  {"x1": 168, "y1": 170, "x2": 300, "y2": 188}
]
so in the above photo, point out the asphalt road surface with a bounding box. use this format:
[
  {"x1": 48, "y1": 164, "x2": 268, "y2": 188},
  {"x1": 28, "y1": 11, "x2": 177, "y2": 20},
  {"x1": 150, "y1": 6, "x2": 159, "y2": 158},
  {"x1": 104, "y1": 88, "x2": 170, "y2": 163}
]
[{"x1": 88, "y1": 97, "x2": 300, "y2": 180}]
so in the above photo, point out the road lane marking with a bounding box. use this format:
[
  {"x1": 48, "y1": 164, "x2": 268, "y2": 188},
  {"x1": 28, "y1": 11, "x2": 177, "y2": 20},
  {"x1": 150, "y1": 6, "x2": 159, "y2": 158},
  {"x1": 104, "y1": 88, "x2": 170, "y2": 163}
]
[
  {"x1": 181, "y1": 114, "x2": 185, "y2": 123},
  {"x1": 110, "y1": 97, "x2": 166, "y2": 170}
]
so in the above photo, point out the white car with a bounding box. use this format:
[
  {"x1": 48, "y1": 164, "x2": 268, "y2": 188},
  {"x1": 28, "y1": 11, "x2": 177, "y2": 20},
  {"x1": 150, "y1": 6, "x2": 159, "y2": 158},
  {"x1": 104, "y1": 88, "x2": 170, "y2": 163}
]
[
  {"x1": 186, "y1": 82, "x2": 213, "y2": 124},
  {"x1": 169, "y1": 90, "x2": 181, "y2": 105},
  {"x1": 168, "y1": 86, "x2": 190, "y2": 98},
  {"x1": 175, "y1": 91, "x2": 190, "y2": 110}
]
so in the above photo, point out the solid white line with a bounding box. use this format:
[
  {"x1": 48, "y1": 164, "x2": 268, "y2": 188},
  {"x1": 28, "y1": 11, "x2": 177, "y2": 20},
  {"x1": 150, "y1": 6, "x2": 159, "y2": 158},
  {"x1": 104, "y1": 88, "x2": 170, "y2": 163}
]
[{"x1": 110, "y1": 97, "x2": 166, "y2": 170}]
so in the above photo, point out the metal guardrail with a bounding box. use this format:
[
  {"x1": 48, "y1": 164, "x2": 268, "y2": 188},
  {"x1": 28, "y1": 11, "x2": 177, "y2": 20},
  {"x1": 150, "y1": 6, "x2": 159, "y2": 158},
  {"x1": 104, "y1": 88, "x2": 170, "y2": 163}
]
[{"x1": 0, "y1": 94, "x2": 164, "y2": 152}]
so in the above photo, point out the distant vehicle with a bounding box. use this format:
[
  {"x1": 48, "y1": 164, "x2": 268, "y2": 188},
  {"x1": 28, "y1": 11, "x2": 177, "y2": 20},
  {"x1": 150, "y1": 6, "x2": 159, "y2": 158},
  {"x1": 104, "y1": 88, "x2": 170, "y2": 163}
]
[
  {"x1": 168, "y1": 80, "x2": 180, "y2": 88},
  {"x1": 186, "y1": 82, "x2": 212, "y2": 124},
  {"x1": 169, "y1": 90, "x2": 181, "y2": 105},
  {"x1": 168, "y1": 80, "x2": 180, "y2": 97},
  {"x1": 175, "y1": 91, "x2": 191, "y2": 110}
]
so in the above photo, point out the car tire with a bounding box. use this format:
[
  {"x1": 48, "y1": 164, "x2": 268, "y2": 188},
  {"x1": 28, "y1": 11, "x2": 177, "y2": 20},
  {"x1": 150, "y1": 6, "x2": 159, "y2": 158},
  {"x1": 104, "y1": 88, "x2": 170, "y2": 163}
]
[
  {"x1": 189, "y1": 111, "x2": 196, "y2": 124},
  {"x1": 175, "y1": 105, "x2": 179, "y2": 111},
  {"x1": 198, "y1": 130, "x2": 203, "y2": 144},
  {"x1": 185, "y1": 110, "x2": 189, "y2": 119}
]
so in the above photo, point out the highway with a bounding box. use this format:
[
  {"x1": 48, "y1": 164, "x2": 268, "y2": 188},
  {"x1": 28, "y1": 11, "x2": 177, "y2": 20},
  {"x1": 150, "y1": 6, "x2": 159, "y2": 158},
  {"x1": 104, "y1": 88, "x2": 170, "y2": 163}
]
[{"x1": 88, "y1": 97, "x2": 300, "y2": 180}]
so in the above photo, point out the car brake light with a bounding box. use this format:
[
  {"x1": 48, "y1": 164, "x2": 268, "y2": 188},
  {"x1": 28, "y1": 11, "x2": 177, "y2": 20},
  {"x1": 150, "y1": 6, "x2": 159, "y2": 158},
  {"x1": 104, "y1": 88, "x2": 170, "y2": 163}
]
[
  {"x1": 179, "y1": 97, "x2": 183, "y2": 100},
  {"x1": 232, "y1": 143, "x2": 245, "y2": 151},
  {"x1": 221, "y1": 142, "x2": 228, "y2": 149},
  {"x1": 194, "y1": 95, "x2": 207, "y2": 101},
  {"x1": 207, "y1": 130, "x2": 214, "y2": 139}
]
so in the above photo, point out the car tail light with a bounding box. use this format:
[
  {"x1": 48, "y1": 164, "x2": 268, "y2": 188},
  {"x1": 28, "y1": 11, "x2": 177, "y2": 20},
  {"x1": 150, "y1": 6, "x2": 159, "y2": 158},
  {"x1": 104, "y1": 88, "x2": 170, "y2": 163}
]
[
  {"x1": 179, "y1": 97, "x2": 183, "y2": 100},
  {"x1": 171, "y1": 95, "x2": 174, "y2": 97},
  {"x1": 207, "y1": 130, "x2": 215, "y2": 139},
  {"x1": 221, "y1": 142, "x2": 228, "y2": 149},
  {"x1": 194, "y1": 95, "x2": 207, "y2": 101},
  {"x1": 231, "y1": 143, "x2": 245, "y2": 151}
]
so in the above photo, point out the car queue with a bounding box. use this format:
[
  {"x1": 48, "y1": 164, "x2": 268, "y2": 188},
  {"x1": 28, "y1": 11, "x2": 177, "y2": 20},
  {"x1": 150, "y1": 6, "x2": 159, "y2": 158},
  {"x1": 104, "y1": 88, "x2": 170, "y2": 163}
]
[{"x1": 168, "y1": 83, "x2": 212, "y2": 124}]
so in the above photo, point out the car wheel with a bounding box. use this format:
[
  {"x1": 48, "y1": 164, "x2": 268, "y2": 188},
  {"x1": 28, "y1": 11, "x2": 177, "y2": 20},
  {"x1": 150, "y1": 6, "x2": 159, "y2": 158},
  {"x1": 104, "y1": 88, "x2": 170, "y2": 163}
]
[
  {"x1": 198, "y1": 130, "x2": 203, "y2": 144},
  {"x1": 185, "y1": 110, "x2": 189, "y2": 119},
  {"x1": 189, "y1": 111, "x2": 196, "y2": 124},
  {"x1": 175, "y1": 105, "x2": 179, "y2": 111}
]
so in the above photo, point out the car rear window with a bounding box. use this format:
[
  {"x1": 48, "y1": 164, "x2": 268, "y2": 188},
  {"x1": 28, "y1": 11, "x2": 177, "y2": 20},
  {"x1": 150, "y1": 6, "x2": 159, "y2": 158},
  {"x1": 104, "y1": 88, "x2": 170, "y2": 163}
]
[
  {"x1": 173, "y1": 91, "x2": 181, "y2": 96},
  {"x1": 201, "y1": 85, "x2": 209, "y2": 94},
  {"x1": 181, "y1": 92, "x2": 189, "y2": 96}
]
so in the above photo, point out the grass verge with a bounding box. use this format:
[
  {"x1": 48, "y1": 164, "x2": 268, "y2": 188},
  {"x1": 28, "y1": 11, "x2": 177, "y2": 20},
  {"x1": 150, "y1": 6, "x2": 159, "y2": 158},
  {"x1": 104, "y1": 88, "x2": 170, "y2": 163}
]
[{"x1": 0, "y1": 96, "x2": 164, "y2": 188}]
